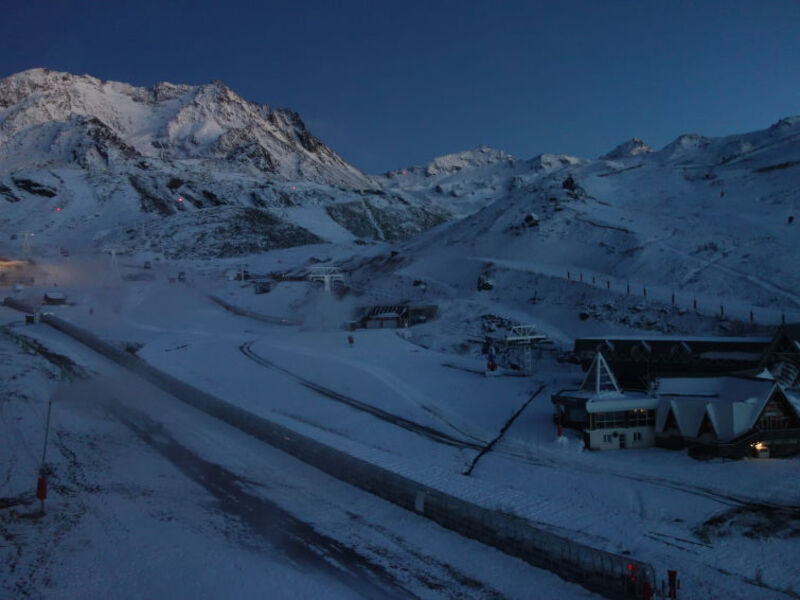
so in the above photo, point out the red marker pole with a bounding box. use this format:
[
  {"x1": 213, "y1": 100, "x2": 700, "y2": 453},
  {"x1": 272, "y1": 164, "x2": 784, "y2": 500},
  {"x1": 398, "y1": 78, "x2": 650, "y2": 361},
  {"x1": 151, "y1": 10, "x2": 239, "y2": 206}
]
[
  {"x1": 36, "y1": 474, "x2": 47, "y2": 514},
  {"x1": 38, "y1": 398, "x2": 53, "y2": 514},
  {"x1": 667, "y1": 570, "x2": 678, "y2": 599},
  {"x1": 642, "y1": 580, "x2": 652, "y2": 600}
]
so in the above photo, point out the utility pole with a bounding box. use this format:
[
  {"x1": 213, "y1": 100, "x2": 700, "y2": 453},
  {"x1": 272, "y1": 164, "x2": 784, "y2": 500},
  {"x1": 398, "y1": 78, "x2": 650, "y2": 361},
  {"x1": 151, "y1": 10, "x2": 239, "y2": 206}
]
[
  {"x1": 19, "y1": 232, "x2": 34, "y2": 260},
  {"x1": 37, "y1": 398, "x2": 53, "y2": 514},
  {"x1": 102, "y1": 247, "x2": 123, "y2": 280}
]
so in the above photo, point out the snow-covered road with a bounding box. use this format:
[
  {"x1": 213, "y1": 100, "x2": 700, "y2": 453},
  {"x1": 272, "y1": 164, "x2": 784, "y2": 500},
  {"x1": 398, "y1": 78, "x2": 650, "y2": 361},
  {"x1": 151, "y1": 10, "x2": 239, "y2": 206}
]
[{"x1": 1, "y1": 306, "x2": 600, "y2": 599}]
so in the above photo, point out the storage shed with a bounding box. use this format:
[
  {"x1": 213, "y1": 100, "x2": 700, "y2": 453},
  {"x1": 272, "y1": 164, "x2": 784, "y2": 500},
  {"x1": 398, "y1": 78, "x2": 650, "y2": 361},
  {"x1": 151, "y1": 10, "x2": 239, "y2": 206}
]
[{"x1": 43, "y1": 291, "x2": 66, "y2": 305}]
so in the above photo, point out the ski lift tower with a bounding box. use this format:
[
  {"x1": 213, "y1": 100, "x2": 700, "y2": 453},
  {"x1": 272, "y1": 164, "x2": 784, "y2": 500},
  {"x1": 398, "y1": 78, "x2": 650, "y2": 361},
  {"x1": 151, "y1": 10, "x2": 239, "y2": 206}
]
[
  {"x1": 19, "y1": 232, "x2": 34, "y2": 260},
  {"x1": 102, "y1": 246, "x2": 124, "y2": 280},
  {"x1": 505, "y1": 325, "x2": 548, "y2": 375},
  {"x1": 308, "y1": 266, "x2": 345, "y2": 295}
]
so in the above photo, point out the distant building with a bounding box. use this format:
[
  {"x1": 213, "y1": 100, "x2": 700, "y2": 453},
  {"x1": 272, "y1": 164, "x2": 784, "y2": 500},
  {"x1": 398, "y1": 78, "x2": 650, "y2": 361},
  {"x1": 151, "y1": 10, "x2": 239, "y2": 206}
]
[
  {"x1": 573, "y1": 335, "x2": 771, "y2": 389},
  {"x1": 42, "y1": 291, "x2": 66, "y2": 305},
  {"x1": 363, "y1": 305, "x2": 409, "y2": 329},
  {"x1": 356, "y1": 305, "x2": 438, "y2": 330}
]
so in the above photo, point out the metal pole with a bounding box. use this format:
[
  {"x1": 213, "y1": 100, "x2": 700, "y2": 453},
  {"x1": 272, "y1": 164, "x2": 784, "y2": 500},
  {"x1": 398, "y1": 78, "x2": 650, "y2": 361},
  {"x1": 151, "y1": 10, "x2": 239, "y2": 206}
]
[
  {"x1": 41, "y1": 399, "x2": 53, "y2": 467},
  {"x1": 38, "y1": 398, "x2": 53, "y2": 514}
]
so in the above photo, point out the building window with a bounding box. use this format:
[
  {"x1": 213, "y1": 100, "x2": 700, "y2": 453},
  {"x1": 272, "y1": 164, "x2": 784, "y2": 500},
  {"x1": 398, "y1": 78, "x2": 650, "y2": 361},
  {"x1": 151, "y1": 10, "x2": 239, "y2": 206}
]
[
  {"x1": 602, "y1": 434, "x2": 613, "y2": 443},
  {"x1": 633, "y1": 432, "x2": 642, "y2": 441},
  {"x1": 758, "y1": 396, "x2": 795, "y2": 430},
  {"x1": 594, "y1": 411, "x2": 627, "y2": 429},
  {"x1": 629, "y1": 409, "x2": 655, "y2": 427},
  {"x1": 591, "y1": 409, "x2": 655, "y2": 429}
]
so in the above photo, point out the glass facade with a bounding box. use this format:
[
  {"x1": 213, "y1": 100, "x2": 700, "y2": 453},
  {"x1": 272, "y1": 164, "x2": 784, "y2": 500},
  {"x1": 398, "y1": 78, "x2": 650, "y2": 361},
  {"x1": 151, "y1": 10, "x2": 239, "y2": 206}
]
[{"x1": 589, "y1": 409, "x2": 655, "y2": 430}]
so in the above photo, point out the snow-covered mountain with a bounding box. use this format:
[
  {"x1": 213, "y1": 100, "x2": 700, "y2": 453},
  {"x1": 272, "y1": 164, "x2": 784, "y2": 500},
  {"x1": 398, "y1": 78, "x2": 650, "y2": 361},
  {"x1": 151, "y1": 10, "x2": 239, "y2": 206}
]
[
  {"x1": 348, "y1": 115, "x2": 800, "y2": 342},
  {"x1": 599, "y1": 137, "x2": 653, "y2": 160},
  {"x1": 0, "y1": 68, "x2": 370, "y2": 186},
  {"x1": 0, "y1": 69, "x2": 449, "y2": 256}
]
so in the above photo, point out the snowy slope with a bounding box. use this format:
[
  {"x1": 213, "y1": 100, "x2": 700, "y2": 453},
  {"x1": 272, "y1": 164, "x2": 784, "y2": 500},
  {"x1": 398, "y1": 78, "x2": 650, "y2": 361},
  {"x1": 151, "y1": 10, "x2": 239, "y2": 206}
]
[{"x1": 363, "y1": 116, "x2": 800, "y2": 339}]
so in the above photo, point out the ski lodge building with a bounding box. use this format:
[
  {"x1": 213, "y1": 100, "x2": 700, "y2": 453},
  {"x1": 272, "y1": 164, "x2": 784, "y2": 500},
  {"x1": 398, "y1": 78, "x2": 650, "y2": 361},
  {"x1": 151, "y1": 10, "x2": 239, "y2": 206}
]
[
  {"x1": 354, "y1": 305, "x2": 438, "y2": 330},
  {"x1": 553, "y1": 335, "x2": 800, "y2": 457},
  {"x1": 573, "y1": 335, "x2": 771, "y2": 389}
]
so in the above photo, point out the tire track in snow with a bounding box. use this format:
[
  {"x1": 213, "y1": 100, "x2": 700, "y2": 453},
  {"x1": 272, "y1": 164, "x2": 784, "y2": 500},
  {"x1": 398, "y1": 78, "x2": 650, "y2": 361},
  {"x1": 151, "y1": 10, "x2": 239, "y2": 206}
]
[
  {"x1": 239, "y1": 341, "x2": 486, "y2": 451},
  {"x1": 110, "y1": 404, "x2": 412, "y2": 600}
]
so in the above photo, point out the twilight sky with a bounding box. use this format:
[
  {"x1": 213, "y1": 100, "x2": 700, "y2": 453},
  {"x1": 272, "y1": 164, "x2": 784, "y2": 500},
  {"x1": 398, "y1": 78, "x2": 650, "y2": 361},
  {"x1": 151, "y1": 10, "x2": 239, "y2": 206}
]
[{"x1": 1, "y1": 0, "x2": 798, "y2": 173}]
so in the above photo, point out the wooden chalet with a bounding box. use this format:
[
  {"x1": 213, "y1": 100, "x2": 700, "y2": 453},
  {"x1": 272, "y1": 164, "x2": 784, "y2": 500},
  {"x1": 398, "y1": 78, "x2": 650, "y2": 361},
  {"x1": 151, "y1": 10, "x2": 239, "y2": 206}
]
[
  {"x1": 553, "y1": 353, "x2": 800, "y2": 457},
  {"x1": 656, "y1": 375, "x2": 800, "y2": 458}
]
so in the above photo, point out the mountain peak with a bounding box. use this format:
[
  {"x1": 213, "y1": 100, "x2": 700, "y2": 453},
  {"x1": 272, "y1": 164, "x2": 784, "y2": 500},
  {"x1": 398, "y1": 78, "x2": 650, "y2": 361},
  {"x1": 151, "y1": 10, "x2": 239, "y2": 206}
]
[
  {"x1": 423, "y1": 146, "x2": 513, "y2": 176},
  {"x1": 600, "y1": 137, "x2": 653, "y2": 160},
  {"x1": 0, "y1": 68, "x2": 372, "y2": 188}
]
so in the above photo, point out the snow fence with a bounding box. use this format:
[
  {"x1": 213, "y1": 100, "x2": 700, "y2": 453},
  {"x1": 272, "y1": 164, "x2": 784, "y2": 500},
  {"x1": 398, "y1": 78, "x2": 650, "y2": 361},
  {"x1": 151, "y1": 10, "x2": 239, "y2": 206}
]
[{"x1": 7, "y1": 300, "x2": 655, "y2": 600}]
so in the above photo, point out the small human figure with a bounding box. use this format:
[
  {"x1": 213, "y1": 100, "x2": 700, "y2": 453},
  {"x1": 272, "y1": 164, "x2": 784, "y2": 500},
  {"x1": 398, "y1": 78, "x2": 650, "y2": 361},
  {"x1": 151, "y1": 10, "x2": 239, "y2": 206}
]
[
  {"x1": 347, "y1": 334, "x2": 354, "y2": 347},
  {"x1": 788, "y1": 215, "x2": 794, "y2": 225}
]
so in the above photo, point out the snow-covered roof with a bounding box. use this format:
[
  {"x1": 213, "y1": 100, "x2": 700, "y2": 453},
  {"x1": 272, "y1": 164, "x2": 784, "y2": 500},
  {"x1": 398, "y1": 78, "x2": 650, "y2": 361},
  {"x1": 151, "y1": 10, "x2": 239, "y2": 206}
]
[
  {"x1": 578, "y1": 335, "x2": 772, "y2": 343},
  {"x1": 657, "y1": 376, "x2": 772, "y2": 399},
  {"x1": 586, "y1": 393, "x2": 659, "y2": 413},
  {"x1": 655, "y1": 376, "x2": 777, "y2": 441},
  {"x1": 754, "y1": 368, "x2": 775, "y2": 380},
  {"x1": 785, "y1": 388, "x2": 800, "y2": 415},
  {"x1": 698, "y1": 351, "x2": 763, "y2": 360}
]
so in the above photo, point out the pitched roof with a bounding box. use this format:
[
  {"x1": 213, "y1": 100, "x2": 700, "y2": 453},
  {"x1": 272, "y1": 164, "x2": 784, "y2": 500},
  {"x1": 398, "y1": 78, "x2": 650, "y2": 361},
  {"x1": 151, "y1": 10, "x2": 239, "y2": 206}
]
[
  {"x1": 586, "y1": 393, "x2": 658, "y2": 413},
  {"x1": 580, "y1": 352, "x2": 621, "y2": 394},
  {"x1": 655, "y1": 376, "x2": 776, "y2": 441}
]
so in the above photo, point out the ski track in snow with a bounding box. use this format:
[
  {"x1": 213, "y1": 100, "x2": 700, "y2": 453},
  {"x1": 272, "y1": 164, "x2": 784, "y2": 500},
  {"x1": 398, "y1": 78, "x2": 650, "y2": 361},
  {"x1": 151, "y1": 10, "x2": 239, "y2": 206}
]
[{"x1": 239, "y1": 340, "x2": 486, "y2": 450}]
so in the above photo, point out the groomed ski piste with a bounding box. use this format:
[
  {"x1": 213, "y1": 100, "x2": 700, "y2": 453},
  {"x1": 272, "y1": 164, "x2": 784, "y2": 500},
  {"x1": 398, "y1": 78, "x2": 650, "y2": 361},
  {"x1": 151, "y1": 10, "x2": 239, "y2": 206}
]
[{"x1": 2, "y1": 235, "x2": 798, "y2": 600}]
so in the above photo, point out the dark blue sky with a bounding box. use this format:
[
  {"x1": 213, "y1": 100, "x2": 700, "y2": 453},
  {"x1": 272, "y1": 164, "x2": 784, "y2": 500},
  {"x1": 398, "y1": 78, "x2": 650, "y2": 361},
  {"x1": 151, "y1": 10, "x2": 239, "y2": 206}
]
[{"x1": 2, "y1": 1, "x2": 798, "y2": 173}]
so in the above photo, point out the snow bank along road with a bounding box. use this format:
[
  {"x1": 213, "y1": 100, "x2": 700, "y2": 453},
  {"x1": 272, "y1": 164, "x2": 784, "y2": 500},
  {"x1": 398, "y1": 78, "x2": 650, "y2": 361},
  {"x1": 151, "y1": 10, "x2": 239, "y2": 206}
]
[
  {"x1": 35, "y1": 310, "x2": 653, "y2": 599},
  {"x1": 0, "y1": 305, "x2": 601, "y2": 599}
]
